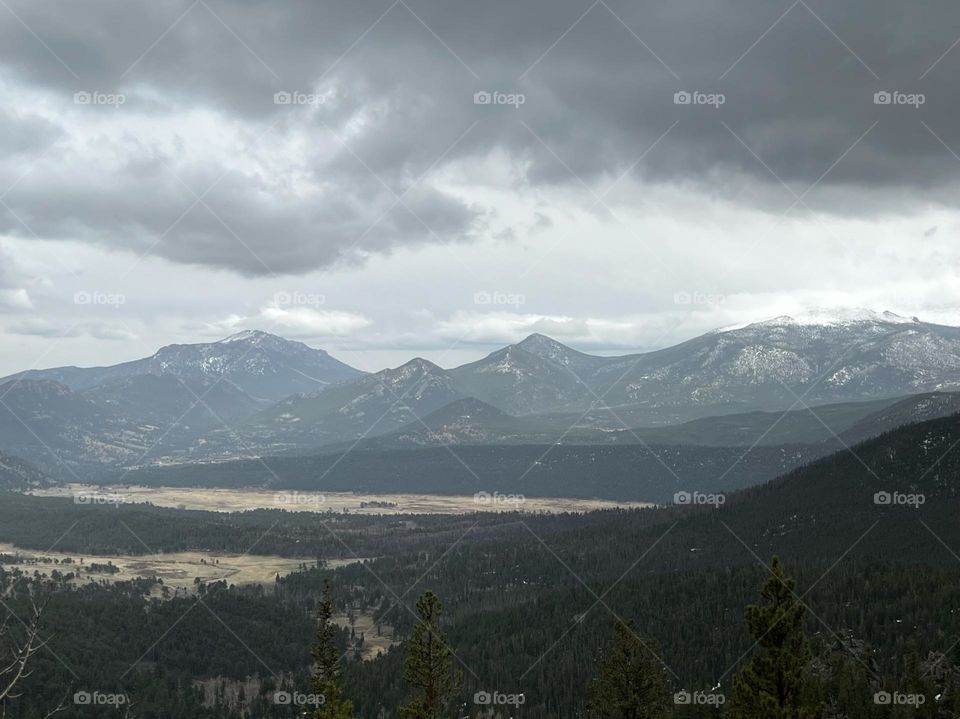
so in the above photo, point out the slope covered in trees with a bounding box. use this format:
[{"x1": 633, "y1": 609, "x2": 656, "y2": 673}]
[{"x1": 2, "y1": 412, "x2": 960, "y2": 716}]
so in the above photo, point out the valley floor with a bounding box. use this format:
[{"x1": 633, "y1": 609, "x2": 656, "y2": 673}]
[
  {"x1": 27, "y1": 483, "x2": 652, "y2": 514},
  {"x1": 0, "y1": 541, "x2": 364, "y2": 593}
]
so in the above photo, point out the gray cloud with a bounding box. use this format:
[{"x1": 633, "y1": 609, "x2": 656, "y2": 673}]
[
  {"x1": 0, "y1": 246, "x2": 32, "y2": 309},
  {"x1": 5, "y1": 318, "x2": 136, "y2": 340},
  {"x1": 0, "y1": 0, "x2": 959, "y2": 275}
]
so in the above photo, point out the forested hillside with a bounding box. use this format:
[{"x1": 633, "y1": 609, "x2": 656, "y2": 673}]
[{"x1": 2, "y1": 413, "x2": 960, "y2": 716}]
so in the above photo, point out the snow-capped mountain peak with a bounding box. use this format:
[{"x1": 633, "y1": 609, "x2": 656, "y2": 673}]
[
  {"x1": 719, "y1": 308, "x2": 920, "y2": 333},
  {"x1": 214, "y1": 329, "x2": 323, "y2": 355},
  {"x1": 218, "y1": 329, "x2": 275, "y2": 344}
]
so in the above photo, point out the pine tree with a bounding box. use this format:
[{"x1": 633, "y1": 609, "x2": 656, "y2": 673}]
[
  {"x1": 400, "y1": 591, "x2": 463, "y2": 719},
  {"x1": 312, "y1": 577, "x2": 355, "y2": 719},
  {"x1": 586, "y1": 619, "x2": 671, "y2": 719},
  {"x1": 729, "y1": 556, "x2": 817, "y2": 719}
]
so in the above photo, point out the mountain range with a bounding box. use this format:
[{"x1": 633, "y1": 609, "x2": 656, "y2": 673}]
[
  {"x1": 2, "y1": 308, "x2": 960, "y2": 479},
  {"x1": 2, "y1": 329, "x2": 363, "y2": 401}
]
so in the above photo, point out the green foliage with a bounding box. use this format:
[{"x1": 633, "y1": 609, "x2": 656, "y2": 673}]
[
  {"x1": 729, "y1": 557, "x2": 816, "y2": 719},
  {"x1": 400, "y1": 591, "x2": 462, "y2": 719},
  {"x1": 586, "y1": 619, "x2": 671, "y2": 719},
  {"x1": 313, "y1": 577, "x2": 355, "y2": 719}
]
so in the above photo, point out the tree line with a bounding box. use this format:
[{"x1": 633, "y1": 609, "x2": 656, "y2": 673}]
[{"x1": 311, "y1": 557, "x2": 960, "y2": 719}]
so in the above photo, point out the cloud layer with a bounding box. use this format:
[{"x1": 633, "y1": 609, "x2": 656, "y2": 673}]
[{"x1": 0, "y1": 0, "x2": 959, "y2": 276}]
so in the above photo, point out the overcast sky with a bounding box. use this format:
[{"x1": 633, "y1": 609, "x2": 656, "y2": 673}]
[{"x1": 1, "y1": 0, "x2": 959, "y2": 375}]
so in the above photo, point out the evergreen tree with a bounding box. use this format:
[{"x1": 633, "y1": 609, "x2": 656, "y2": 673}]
[
  {"x1": 400, "y1": 591, "x2": 463, "y2": 719},
  {"x1": 586, "y1": 619, "x2": 671, "y2": 719},
  {"x1": 729, "y1": 557, "x2": 817, "y2": 719},
  {"x1": 312, "y1": 577, "x2": 355, "y2": 719}
]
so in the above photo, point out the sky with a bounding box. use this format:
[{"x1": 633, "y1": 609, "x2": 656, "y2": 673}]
[{"x1": 1, "y1": 0, "x2": 960, "y2": 375}]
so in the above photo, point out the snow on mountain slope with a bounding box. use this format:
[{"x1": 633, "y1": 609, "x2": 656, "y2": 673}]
[
  {"x1": 449, "y1": 343, "x2": 593, "y2": 415},
  {"x1": 716, "y1": 308, "x2": 918, "y2": 332},
  {"x1": 0, "y1": 451, "x2": 48, "y2": 490},
  {"x1": 226, "y1": 358, "x2": 464, "y2": 453},
  {"x1": 0, "y1": 330, "x2": 364, "y2": 401},
  {"x1": 592, "y1": 310, "x2": 960, "y2": 422},
  {"x1": 4, "y1": 311, "x2": 960, "y2": 471}
]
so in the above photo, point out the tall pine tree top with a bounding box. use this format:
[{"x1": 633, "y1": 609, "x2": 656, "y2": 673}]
[
  {"x1": 730, "y1": 556, "x2": 817, "y2": 719},
  {"x1": 312, "y1": 577, "x2": 355, "y2": 719},
  {"x1": 400, "y1": 590, "x2": 463, "y2": 719},
  {"x1": 586, "y1": 619, "x2": 672, "y2": 719}
]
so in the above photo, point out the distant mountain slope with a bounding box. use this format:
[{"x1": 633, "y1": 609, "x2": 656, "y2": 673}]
[
  {"x1": 648, "y1": 408, "x2": 960, "y2": 567},
  {"x1": 84, "y1": 374, "x2": 270, "y2": 430},
  {"x1": 330, "y1": 395, "x2": 907, "y2": 453},
  {"x1": 619, "y1": 396, "x2": 910, "y2": 447},
  {"x1": 449, "y1": 344, "x2": 593, "y2": 415},
  {"x1": 0, "y1": 379, "x2": 127, "y2": 475},
  {"x1": 514, "y1": 333, "x2": 609, "y2": 375},
  {"x1": 4, "y1": 310, "x2": 960, "y2": 475},
  {"x1": 325, "y1": 397, "x2": 550, "y2": 451},
  {"x1": 1, "y1": 330, "x2": 364, "y2": 401},
  {"x1": 0, "y1": 451, "x2": 48, "y2": 490},
  {"x1": 115, "y1": 441, "x2": 827, "y2": 502},
  {"x1": 588, "y1": 310, "x2": 960, "y2": 422},
  {"x1": 839, "y1": 391, "x2": 960, "y2": 445},
  {"x1": 0, "y1": 375, "x2": 270, "y2": 477},
  {"x1": 226, "y1": 358, "x2": 464, "y2": 453}
]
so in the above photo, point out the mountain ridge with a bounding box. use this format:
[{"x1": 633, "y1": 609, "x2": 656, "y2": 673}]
[
  {"x1": 0, "y1": 330, "x2": 365, "y2": 401},
  {"x1": 4, "y1": 310, "x2": 960, "y2": 476}
]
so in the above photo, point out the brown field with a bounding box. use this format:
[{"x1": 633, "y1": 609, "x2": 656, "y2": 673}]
[
  {"x1": 0, "y1": 541, "x2": 363, "y2": 593},
  {"x1": 333, "y1": 612, "x2": 398, "y2": 660},
  {"x1": 30, "y1": 484, "x2": 651, "y2": 515}
]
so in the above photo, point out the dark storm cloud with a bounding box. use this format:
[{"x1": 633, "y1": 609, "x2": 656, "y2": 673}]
[{"x1": 0, "y1": 0, "x2": 959, "y2": 274}]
